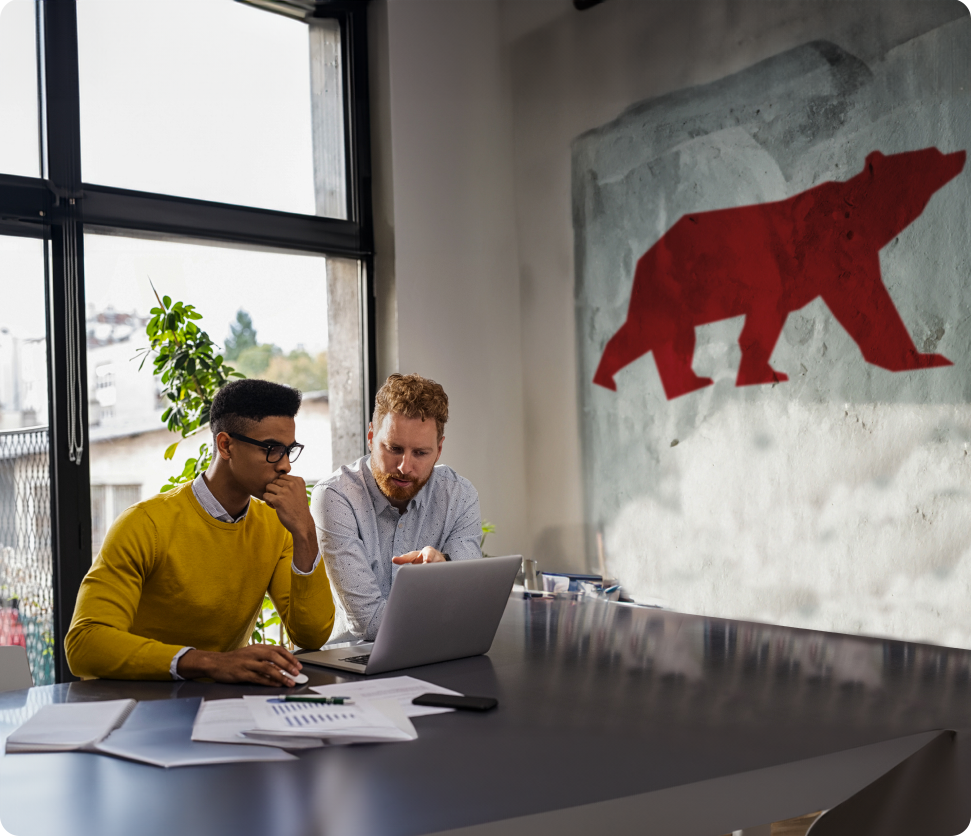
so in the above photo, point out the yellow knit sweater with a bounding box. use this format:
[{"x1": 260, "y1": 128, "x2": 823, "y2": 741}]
[{"x1": 65, "y1": 482, "x2": 334, "y2": 680}]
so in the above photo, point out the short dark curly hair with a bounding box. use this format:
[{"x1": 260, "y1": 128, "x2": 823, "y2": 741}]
[{"x1": 210, "y1": 379, "x2": 302, "y2": 437}]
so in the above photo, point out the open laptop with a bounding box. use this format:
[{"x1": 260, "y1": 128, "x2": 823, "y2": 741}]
[{"x1": 298, "y1": 554, "x2": 522, "y2": 675}]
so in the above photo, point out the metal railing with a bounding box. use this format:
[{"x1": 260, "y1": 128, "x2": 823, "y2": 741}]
[{"x1": 0, "y1": 426, "x2": 54, "y2": 685}]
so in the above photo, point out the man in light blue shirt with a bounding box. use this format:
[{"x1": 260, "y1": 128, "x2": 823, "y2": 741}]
[{"x1": 311, "y1": 374, "x2": 481, "y2": 642}]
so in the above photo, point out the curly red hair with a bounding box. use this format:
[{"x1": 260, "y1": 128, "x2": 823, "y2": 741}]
[{"x1": 372, "y1": 373, "x2": 449, "y2": 440}]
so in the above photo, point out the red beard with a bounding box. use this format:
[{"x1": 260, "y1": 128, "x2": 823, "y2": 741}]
[{"x1": 371, "y1": 462, "x2": 431, "y2": 504}]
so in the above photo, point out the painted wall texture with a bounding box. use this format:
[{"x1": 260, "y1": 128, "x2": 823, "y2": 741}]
[
  {"x1": 368, "y1": 0, "x2": 530, "y2": 560},
  {"x1": 371, "y1": 0, "x2": 969, "y2": 648},
  {"x1": 574, "y1": 21, "x2": 969, "y2": 646}
]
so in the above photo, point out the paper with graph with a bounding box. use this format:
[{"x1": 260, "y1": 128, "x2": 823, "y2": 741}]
[{"x1": 240, "y1": 696, "x2": 416, "y2": 744}]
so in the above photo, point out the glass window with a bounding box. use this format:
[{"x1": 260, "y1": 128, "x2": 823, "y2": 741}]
[
  {"x1": 0, "y1": 237, "x2": 46, "y2": 431},
  {"x1": 77, "y1": 0, "x2": 326, "y2": 215},
  {"x1": 84, "y1": 233, "x2": 333, "y2": 549},
  {"x1": 90, "y1": 484, "x2": 140, "y2": 550},
  {"x1": 0, "y1": 0, "x2": 40, "y2": 177},
  {"x1": 0, "y1": 0, "x2": 368, "y2": 681},
  {"x1": 0, "y1": 234, "x2": 53, "y2": 685}
]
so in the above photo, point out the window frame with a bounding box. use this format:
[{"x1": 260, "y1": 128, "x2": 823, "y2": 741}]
[{"x1": 0, "y1": 0, "x2": 376, "y2": 682}]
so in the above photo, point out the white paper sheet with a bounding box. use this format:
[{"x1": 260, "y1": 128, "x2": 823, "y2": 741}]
[
  {"x1": 310, "y1": 675, "x2": 462, "y2": 717},
  {"x1": 241, "y1": 695, "x2": 415, "y2": 743},
  {"x1": 192, "y1": 699, "x2": 324, "y2": 749}
]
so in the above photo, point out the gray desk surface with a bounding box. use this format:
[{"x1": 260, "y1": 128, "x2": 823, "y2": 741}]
[{"x1": 0, "y1": 597, "x2": 968, "y2": 835}]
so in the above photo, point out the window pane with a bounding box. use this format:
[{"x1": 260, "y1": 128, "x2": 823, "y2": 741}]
[
  {"x1": 77, "y1": 0, "x2": 327, "y2": 216},
  {"x1": 84, "y1": 233, "x2": 333, "y2": 554},
  {"x1": 0, "y1": 0, "x2": 39, "y2": 177},
  {"x1": 0, "y1": 235, "x2": 53, "y2": 686}
]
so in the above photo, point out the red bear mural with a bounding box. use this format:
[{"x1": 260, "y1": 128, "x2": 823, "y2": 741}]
[{"x1": 593, "y1": 147, "x2": 966, "y2": 399}]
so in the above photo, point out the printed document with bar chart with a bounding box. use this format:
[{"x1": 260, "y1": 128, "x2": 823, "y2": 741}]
[{"x1": 240, "y1": 696, "x2": 416, "y2": 744}]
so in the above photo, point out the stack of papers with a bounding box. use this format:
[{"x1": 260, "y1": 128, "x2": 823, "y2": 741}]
[
  {"x1": 192, "y1": 676, "x2": 462, "y2": 750},
  {"x1": 192, "y1": 697, "x2": 415, "y2": 748},
  {"x1": 192, "y1": 699, "x2": 324, "y2": 750},
  {"x1": 245, "y1": 695, "x2": 416, "y2": 744},
  {"x1": 8, "y1": 678, "x2": 466, "y2": 765}
]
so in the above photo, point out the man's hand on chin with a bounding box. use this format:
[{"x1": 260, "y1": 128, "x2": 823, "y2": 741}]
[
  {"x1": 263, "y1": 474, "x2": 318, "y2": 572},
  {"x1": 177, "y1": 645, "x2": 303, "y2": 685},
  {"x1": 393, "y1": 546, "x2": 447, "y2": 565},
  {"x1": 262, "y1": 474, "x2": 311, "y2": 531}
]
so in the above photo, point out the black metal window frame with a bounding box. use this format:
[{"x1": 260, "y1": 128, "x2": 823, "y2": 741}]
[{"x1": 0, "y1": 0, "x2": 375, "y2": 682}]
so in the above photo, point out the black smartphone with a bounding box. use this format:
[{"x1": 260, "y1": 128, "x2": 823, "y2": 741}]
[{"x1": 412, "y1": 693, "x2": 498, "y2": 712}]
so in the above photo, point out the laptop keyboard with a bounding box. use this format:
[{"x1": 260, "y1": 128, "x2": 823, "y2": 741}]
[{"x1": 341, "y1": 653, "x2": 371, "y2": 665}]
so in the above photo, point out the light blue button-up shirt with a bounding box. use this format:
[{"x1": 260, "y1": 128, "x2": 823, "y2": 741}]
[{"x1": 311, "y1": 455, "x2": 481, "y2": 643}]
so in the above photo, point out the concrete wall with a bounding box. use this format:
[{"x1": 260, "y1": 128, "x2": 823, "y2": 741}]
[
  {"x1": 370, "y1": 0, "x2": 529, "y2": 556},
  {"x1": 370, "y1": 0, "x2": 970, "y2": 646}
]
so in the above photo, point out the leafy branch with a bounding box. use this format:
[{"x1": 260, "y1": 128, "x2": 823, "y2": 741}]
[
  {"x1": 252, "y1": 595, "x2": 289, "y2": 646},
  {"x1": 134, "y1": 283, "x2": 242, "y2": 490}
]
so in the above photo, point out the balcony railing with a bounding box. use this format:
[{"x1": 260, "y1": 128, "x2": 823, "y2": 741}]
[{"x1": 0, "y1": 426, "x2": 54, "y2": 685}]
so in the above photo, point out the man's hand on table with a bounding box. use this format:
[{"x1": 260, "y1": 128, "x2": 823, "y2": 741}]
[
  {"x1": 177, "y1": 645, "x2": 303, "y2": 686},
  {"x1": 263, "y1": 473, "x2": 318, "y2": 572},
  {"x1": 392, "y1": 546, "x2": 447, "y2": 565}
]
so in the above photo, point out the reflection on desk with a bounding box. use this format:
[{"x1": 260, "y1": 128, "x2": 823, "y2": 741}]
[{"x1": 0, "y1": 597, "x2": 968, "y2": 835}]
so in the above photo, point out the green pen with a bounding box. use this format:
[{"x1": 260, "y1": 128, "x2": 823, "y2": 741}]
[{"x1": 282, "y1": 695, "x2": 354, "y2": 705}]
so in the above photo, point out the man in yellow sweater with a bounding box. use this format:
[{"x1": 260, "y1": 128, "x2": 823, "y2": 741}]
[{"x1": 66, "y1": 379, "x2": 334, "y2": 684}]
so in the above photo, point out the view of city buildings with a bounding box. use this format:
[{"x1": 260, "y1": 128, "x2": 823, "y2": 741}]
[{"x1": 0, "y1": 252, "x2": 51, "y2": 682}]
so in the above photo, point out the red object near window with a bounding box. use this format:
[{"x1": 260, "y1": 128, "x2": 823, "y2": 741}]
[{"x1": 0, "y1": 604, "x2": 27, "y2": 648}]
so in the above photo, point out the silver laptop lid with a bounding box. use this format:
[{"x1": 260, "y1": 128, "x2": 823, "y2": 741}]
[{"x1": 365, "y1": 554, "x2": 522, "y2": 674}]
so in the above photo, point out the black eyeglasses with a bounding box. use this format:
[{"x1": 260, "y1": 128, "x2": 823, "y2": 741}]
[{"x1": 228, "y1": 433, "x2": 304, "y2": 463}]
